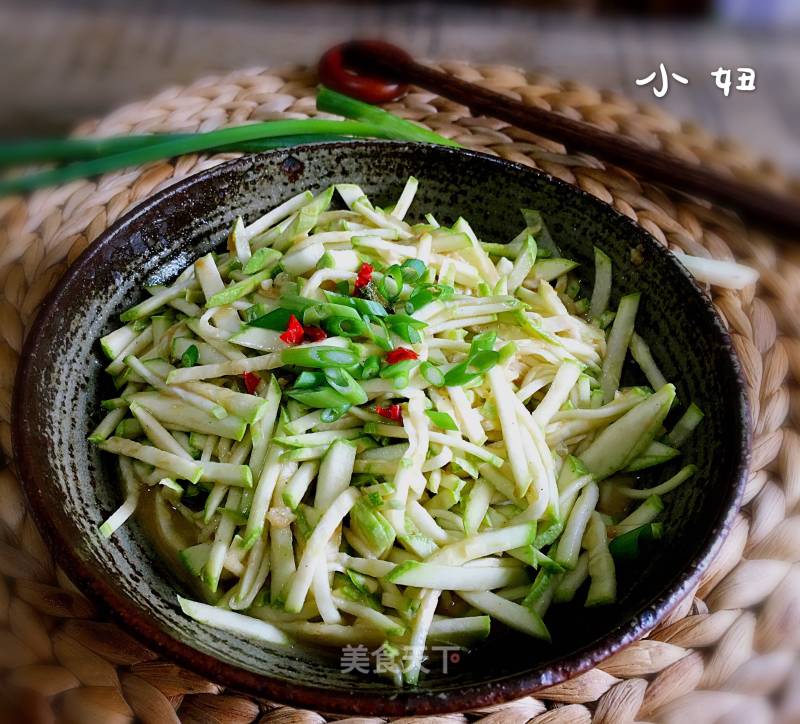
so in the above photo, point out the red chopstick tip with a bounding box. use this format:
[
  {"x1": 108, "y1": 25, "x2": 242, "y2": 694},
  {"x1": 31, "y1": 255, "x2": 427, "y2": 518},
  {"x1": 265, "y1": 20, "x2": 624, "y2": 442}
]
[{"x1": 318, "y1": 41, "x2": 409, "y2": 104}]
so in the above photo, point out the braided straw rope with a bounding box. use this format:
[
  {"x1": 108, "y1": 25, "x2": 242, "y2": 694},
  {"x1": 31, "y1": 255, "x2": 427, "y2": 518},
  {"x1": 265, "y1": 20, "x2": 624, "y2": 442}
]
[{"x1": 0, "y1": 63, "x2": 799, "y2": 724}]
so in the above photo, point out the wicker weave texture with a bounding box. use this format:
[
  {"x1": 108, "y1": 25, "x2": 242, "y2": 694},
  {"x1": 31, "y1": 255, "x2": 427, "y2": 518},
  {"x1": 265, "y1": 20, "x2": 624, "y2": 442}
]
[{"x1": 0, "y1": 63, "x2": 799, "y2": 724}]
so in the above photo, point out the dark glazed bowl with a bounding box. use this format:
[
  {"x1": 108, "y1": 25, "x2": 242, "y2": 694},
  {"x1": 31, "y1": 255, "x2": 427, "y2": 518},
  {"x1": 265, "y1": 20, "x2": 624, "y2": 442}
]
[{"x1": 13, "y1": 141, "x2": 750, "y2": 716}]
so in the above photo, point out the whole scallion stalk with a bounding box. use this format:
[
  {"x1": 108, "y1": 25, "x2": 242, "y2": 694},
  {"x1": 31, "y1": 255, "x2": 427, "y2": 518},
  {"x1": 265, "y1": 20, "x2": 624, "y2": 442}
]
[
  {"x1": 316, "y1": 86, "x2": 460, "y2": 148},
  {"x1": 0, "y1": 120, "x2": 386, "y2": 196},
  {"x1": 1, "y1": 87, "x2": 461, "y2": 196},
  {"x1": 0, "y1": 134, "x2": 195, "y2": 168}
]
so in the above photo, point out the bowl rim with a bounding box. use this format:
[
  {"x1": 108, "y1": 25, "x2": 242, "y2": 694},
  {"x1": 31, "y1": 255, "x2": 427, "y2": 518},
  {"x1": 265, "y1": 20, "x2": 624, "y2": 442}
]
[{"x1": 12, "y1": 140, "x2": 751, "y2": 716}]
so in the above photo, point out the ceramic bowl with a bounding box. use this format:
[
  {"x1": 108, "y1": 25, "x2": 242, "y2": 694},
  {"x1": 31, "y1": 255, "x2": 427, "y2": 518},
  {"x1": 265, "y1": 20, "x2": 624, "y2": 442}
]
[{"x1": 13, "y1": 141, "x2": 749, "y2": 715}]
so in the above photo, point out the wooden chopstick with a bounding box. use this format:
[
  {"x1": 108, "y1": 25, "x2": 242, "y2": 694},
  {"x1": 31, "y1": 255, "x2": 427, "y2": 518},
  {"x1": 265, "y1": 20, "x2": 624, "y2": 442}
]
[{"x1": 342, "y1": 41, "x2": 800, "y2": 235}]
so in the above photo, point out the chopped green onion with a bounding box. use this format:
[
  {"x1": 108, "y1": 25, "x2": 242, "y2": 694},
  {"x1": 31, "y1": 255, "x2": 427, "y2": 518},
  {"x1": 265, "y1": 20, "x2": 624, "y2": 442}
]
[
  {"x1": 287, "y1": 386, "x2": 352, "y2": 409},
  {"x1": 400, "y1": 259, "x2": 427, "y2": 283},
  {"x1": 420, "y1": 361, "x2": 445, "y2": 386},
  {"x1": 360, "y1": 355, "x2": 381, "y2": 380},
  {"x1": 321, "y1": 405, "x2": 351, "y2": 423},
  {"x1": 303, "y1": 303, "x2": 361, "y2": 326},
  {"x1": 443, "y1": 350, "x2": 499, "y2": 387},
  {"x1": 180, "y1": 344, "x2": 199, "y2": 368},
  {"x1": 293, "y1": 370, "x2": 326, "y2": 389},
  {"x1": 386, "y1": 314, "x2": 427, "y2": 344},
  {"x1": 470, "y1": 331, "x2": 497, "y2": 354},
  {"x1": 326, "y1": 316, "x2": 368, "y2": 338},
  {"x1": 249, "y1": 307, "x2": 294, "y2": 331},
  {"x1": 425, "y1": 410, "x2": 458, "y2": 431},
  {"x1": 378, "y1": 265, "x2": 405, "y2": 303},
  {"x1": 324, "y1": 368, "x2": 368, "y2": 405},
  {"x1": 282, "y1": 345, "x2": 360, "y2": 369},
  {"x1": 405, "y1": 284, "x2": 454, "y2": 313},
  {"x1": 380, "y1": 359, "x2": 418, "y2": 380},
  {"x1": 608, "y1": 522, "x2": 663, "y2": 561},
  {"x1": 325, "y1": 292, "x2": 389, "y2": 319}
]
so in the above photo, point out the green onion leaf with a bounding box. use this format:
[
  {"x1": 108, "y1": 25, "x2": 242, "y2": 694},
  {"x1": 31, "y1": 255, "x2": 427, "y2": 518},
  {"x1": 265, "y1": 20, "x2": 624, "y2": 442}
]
[
  {"x1": 425, "y1": 410, "x2": 458, "y2": 431},
  {"x1": 608, "y1": 522, "x2": 663, "y2": 562},
  {"x1": 316, "y1": 86, "x2": 461, "y2": 148},
  {"x1": 248, "y1": 307, "x2": 294, "y2": 331},
  {"x1": 323, "y1": 292, "x2": 388, "y2": 319},
  {"x1": 278, "y1": 294, "x2": 318, "y2": 316},
  {"x1": 468, "y1": 350, "x2": 499, "y2": 373}
]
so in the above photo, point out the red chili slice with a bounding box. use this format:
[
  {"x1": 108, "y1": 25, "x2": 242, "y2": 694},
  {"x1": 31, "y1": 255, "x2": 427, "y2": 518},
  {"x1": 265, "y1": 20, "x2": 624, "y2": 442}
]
[
  {"x1": 386, "y1": 347, "x2": 418, "y2": 364},
  {"x1": 279, "y1": 314, "x2": 305, "y2": 345},
  {"x1": 354, "y1": 262, "x2": 373, "y2": 290},
  {"x1": 375, "y1": 404, "x2": 403, "y2": 422},
  {"x1": 242, "y1": 372, "x2": 261, "y2": 394},
  {"x1": 304, "y1": 325, "x2": 327, "y2": 342}
]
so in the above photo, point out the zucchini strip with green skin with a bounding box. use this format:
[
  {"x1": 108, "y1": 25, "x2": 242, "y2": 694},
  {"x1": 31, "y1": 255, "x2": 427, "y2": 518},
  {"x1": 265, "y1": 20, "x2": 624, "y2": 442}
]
[
  {"x1": 242, "y1": 442, "x2": 284, "y2": 549},
  {"x1": 554, "y1": 552, "x2": 589, "y2": 603},
  {"x1": 98, "y1": 458, "x2": 140, "y2": 538},
  {"x1": 126, "y1": 391, "x2": 247, "y2": 441},
  {"x1": 585, "y1": 512, "x2": 616, "y2": 606},
  {"x1": 600, "y1": 293, "x2": 640, "y2": 404},
  {"x1": 666, "y1": 403, "x2": 705, "y2": 447},
  {"x1": 457, "y1": 590, "x2": 550, "y2": 640},
  {"x1": 284, "y1": 488, "x2": 360, "y2": 613},
  {"x1": 165, "y1": 353, "x2": 283, "y2": 385},
  {"x1": 607, "y1": 495, "x2": 664, "y2": 538},
  {"x1": 579, "y1": 384, "x2": 676, "y2": 480},
  {"x1": 428, "y1": 523, "x2": 537, "y2": 566},
  {"x1": 532, "y1": 360, "x2": 582, "y2": 428},
  {"x1": 403, "y1": 589, "x2": 440, "y2": 685},
  {"x1": 488, "y1": 366, "x2": 532, "y2": 496},
  {"x1": 630, "y1": 333, "x2": 668, "y2": 393},
  {"x1": 554, "y1": 481, "x2": 599, "y2": 570},
  {"x1": 178, "y1": 596, "x2": 290, "y2": 645},
  {"x1": 97, "y1": 437, "x2": 202, "y2": 483},
  {"x1": 589, "y1": 246, "x2": 612, "y2": 320},
  {"x1": 387, "y1": 560, "x2": 528, "y2": 590}
]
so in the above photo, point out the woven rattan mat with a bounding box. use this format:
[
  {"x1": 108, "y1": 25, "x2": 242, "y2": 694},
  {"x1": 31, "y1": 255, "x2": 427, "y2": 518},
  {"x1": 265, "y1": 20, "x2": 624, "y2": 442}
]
[{"x1": 1, "y1": 63, "x2": 799, "y2": 724}]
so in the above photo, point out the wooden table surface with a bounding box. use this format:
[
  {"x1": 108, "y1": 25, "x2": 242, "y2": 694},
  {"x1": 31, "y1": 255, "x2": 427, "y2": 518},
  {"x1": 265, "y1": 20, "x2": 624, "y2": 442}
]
[{"x1": 1, "y1": 0, "x2": 799, "y2": 173}]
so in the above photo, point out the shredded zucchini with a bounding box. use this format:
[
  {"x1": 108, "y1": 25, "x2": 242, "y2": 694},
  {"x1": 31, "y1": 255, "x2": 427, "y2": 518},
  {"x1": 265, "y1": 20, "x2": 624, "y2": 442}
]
[{"x1": 91, "y1": 178, "x2": 704, "y2": 686}]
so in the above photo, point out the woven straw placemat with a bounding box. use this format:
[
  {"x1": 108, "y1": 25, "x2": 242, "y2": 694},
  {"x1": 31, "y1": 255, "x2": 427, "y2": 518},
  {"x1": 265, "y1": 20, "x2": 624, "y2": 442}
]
[{"x1": 1, "y1": 62, "x2": 799, "y2": 724}]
